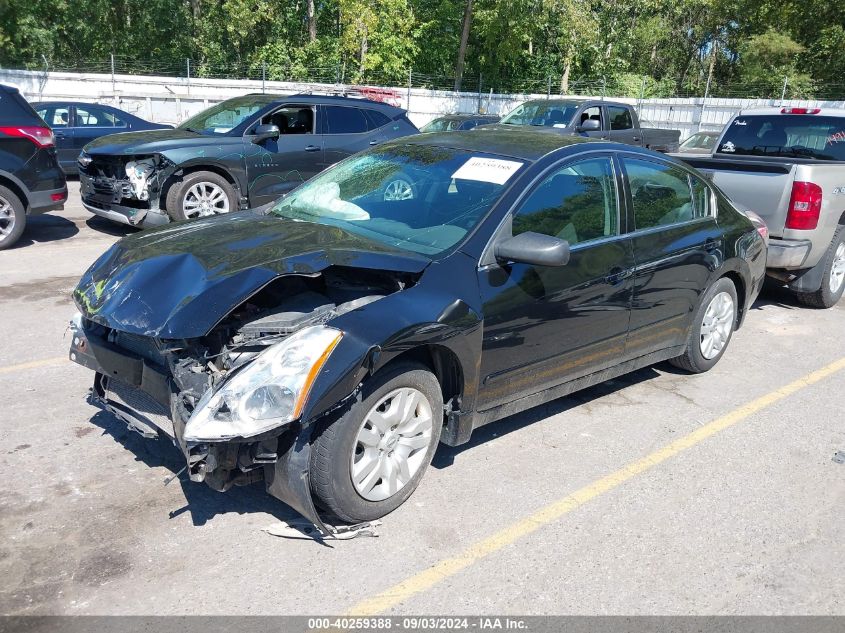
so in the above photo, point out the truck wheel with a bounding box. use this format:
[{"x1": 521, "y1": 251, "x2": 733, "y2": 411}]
[
  {"x1": 669, "y1": 277, "x2": 738, "y2": 374},
  {"x1": 0, "y1": 185, "x2": 26, "y2": 251},
  {"x1": 795, "y1": 226, "x2": 845, "y2": 309},
  {"x1": 165, "y1": 171, "x2": 236, "y2": 221},
  {"x1": 310, "y1": 362, "x2": 443, "y2": 523}
]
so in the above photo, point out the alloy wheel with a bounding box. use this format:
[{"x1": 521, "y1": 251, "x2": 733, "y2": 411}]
[
  {"x1": 699, "y1": 291, "x2": 735, "y2": 360},
  {"x1": 0, "y1": 195, "x2": 15, "y2": 243},
  {"x1": 829, "y1": 243, "x2": 845, "y2": 294},
  {"x1": 350, "y1": 387, "x2": 434, "y2": 502},
  {"x1": 383, "y1": 178, "x2": 414, "y2": 201},
  {"x1": 182, "y1": 182, "x2": 230, "y2": 218}
]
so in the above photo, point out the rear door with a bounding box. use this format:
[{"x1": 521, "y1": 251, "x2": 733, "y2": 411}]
[
  {"x1": 622, "y1": 155, "x2": 721, "y2": 358},
  {"x1": 323, "y1": 105, "x2": 381, "y2": 165},
  {"x1": 244, "y1": 103, "x2": 324, "y2": 207},
  {"x1": 477, "y1": 153, "x2": 634, "y2": 410},
  {"x1": 605, "y1": 105, "x2": 641, "y2": 146}
]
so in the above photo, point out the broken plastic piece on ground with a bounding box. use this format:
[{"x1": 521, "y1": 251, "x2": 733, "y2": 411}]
[
  {"x1": 263, "y1": 518, "x2": 383, "y2": 540},
  {"x1": 163, "y1": 465, "x2": 187, "y2": 486}
]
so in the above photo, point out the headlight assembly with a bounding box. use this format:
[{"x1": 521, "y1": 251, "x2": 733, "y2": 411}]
[{"x1": 183, "y1": 326, "x2": 342, "y2": 442}]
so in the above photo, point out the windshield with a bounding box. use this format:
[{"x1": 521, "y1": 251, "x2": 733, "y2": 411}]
[
  {"x1": 500, "y1": 103, "x2": 579, "y2": 127},
  {"x1": 716, "y1": 115, "x2": 845, "y2": 160},
  {"x1": 178, "y1": 96, "x2": 269, "y2": 135},
  {"x1": 680, "y1": 132, "x2": 717, "y2": 151},
  {"x1": 421, "y1": 118, "x2": 460, "y2": 133},
  {"x1": 269, "y1": 146, "x2": 524, "y2": 256}
]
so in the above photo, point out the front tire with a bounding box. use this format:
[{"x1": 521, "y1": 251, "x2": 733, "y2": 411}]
[
  {"x1": 669, "y1": 277, "x2": 738, "y2": 374},
  {"x1": 165, "y1": 171, "x2": 236, "y2": 221},
  {"x1": 310, "y1": 362, "x2": 443, "y2": 523},
  {"x1": 795, "y1": 226, "x2": 845, "y2": 309},
  {"x1": 0, "y1": 185, "x2": 26, "y2": 251}
]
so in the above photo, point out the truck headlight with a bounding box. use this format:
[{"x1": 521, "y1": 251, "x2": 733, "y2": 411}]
[{"x1": 184, "y1": 326, "x2": 342, "y2": 442}]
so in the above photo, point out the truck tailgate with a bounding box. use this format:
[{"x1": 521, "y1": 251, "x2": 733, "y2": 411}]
[{"x1": 680, "y1": 157, "x2": 796, "y2": 238}]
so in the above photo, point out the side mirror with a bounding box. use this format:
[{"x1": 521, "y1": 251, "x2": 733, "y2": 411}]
[
  {"x1": 577, "y1": 119, "x2": 601, "y2": 132},
  {"x1": 495, "y1": 231, "x2": 570, "y2": 267},
  {"x1": 251, "y1": 124, "x2": 280, "y2": 143}
]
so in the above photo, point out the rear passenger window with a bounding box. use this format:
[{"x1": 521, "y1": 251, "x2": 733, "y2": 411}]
[
  {"x1": 689, "y1": 175, "x2": 712, "y2": 219},
  {"x1": 608, "y1": 106, "x2": 633, "y2": 130},
  {"x1": 512, "y1": 156, "x2": 618, "y2": 246},
  {"x1": 364, "y1": 109, "x2": 391, "y2": 130},
  {"x1": 326, "y1": 106, "x2": 368, "y2": 134},
  {"x1": 76, "y1": 106, "x2": 121, "y2": 127},
  {"x1": 624, "y1": 158, "x2": 695, "y2": 230}
]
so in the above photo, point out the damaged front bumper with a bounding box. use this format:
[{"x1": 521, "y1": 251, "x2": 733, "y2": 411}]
[
  {"x1": 79, "y1": 154, "x2": 176, "y2": 227},
  {"x1": 68, "y1": 317, "x2": 334, "y2": 535}
]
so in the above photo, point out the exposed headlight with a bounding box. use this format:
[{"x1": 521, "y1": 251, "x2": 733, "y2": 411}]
[
  {"x1": 77, "y1": 152, "x2": 92, "y2": 167},
  {"x1": 183, "y1": 326, "x2": 342, "y2": 442}
]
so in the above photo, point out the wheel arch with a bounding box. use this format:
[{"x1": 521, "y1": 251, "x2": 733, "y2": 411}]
[
  {"x1": 719, "y1": 269, "x2": 746, "y2": 327},
  {"x1": 0, "y1": 173, "x2": 29, "y2": 211},
  {"x1": 161, "y1": 162, "x2": 243, "y2": 211}
]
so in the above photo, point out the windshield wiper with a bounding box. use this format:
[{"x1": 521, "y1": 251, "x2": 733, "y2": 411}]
[{"x1": 183, "y1": 127, "x2": 204, "y2": 134}]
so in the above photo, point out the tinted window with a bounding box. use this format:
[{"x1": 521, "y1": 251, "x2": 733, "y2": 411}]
[
  {"x1": 261, "y1": 106, "x2": 314, "y2": 134},
  {"x1": 716, "y1": 114, "x2": 845, "y2": 161},
  {"x1": 270, "y1": 148, "x2": 523, "y2": 256},
  {"x1": 326, "y1": 106, "x2": 368, "y2": 134},
  {"x1": 364, "y1": 109, "x2": 391, "y2": 130},
  {"x1": 0, "y1": 89, "x2": 43, "y2": 125},
  {"x1": 625, "y1": 158, "x2": 695, "y2": 230},
  {"x1": 76, "y1": 106, "x2": 121, "y2": 127},
  {"x1": 37, "y1": 106, "x2": 70, "y2": 128},
  {"x1": 690, "y1": 175, "x2": 712, "y2": 218},
  {"x1": 608, "y1": 106, "x2": 633, "y2": 130},
  {"x1": 513, "y1": 156, "x2": 618, "y2": 245}
]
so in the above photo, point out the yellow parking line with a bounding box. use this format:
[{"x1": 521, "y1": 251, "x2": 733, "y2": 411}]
[
  {"x1": 0, "y1": 356, "x2": 68, "y2": 375},
  {"x1": 347, "y1": 356, "x2": 845, "y2": 616}
]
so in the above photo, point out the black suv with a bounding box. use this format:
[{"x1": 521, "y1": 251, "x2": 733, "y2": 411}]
[
  {"x1": 78, "y1": 94, "x2": 419, "y2": 227},
  {"x1": 0, "y1": 84, "x2": 68, "y2": 250}
]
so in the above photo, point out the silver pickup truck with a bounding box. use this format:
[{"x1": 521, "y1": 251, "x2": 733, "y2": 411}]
[
  {"x1": 484, "y1": 99, "x2": 681, "y2": 152},
  {"x1": 682, "y1": 107, "x2": 845, "y2": 308}
]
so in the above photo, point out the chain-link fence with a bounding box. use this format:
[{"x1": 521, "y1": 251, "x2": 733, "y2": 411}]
[{"x1": 20, "y1": 56, "x2": 845, "y2": 101}]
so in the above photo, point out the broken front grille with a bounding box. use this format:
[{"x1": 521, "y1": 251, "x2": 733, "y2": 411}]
[{"x1": 106, "y1": 377, "x2": 174, "y2": 438}]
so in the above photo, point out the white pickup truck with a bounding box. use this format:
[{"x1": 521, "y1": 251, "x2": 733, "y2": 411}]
[{"x1": 682, "y1": 107, "x2": 845, "y2": 308}]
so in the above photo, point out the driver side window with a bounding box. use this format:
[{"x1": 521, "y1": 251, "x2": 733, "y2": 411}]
[
  {"x1": 262, "y1": 106, "x2": 314, "y2": 134},
  {"x1": 512, "y1": 156, "x2": 619, "y2": 246}
]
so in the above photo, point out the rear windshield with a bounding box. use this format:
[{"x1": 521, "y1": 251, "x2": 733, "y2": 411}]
[
  {"x1": 716, "y1": 115, "x2": 845, "y2": 161},
  {"x1": 0, "y1": 89, "x2": 44, "y2": 126}
]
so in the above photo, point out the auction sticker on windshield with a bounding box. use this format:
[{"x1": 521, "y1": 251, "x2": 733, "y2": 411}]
[{"x1": 452, "y1": 157, "x2": 523, "y2": 185}]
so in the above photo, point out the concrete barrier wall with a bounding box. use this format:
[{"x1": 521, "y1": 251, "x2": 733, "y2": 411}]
[{"x1": 3, "y1": 68, "x2": 844, "y2": 140}]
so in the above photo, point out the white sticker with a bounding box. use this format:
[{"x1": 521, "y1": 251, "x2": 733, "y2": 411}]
[
  {"x1": 452, "y1": 157, "x2": 523, "y2": 185},
  {"x1": 721, "y1": 141, "x2": 736, "y2": 153}
]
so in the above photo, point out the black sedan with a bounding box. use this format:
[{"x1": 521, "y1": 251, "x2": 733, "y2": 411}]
[
  {"x1": 31, "y1": 101, "x2": 171, "y2": 174},
  {"x1": 68, "y1": 128, "x2": 766, "y2": 533}
]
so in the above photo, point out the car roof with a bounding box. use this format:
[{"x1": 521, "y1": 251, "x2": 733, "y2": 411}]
[
  {"x1": 737, "y1": 107, "x2": 845, "y2": 117},
  {"x1": 243, "y1": 92, "x2": 406, "y2": 114},
  {"x1": 387, "y1": 127, "x2": 611, "y2": 161},
  {"x1": 434, "y1": 114, "x2": 499, "y2": 120}
]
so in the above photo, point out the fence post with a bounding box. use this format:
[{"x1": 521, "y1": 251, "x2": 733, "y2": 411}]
[
  {"x1": 780, "y1": 76, "x2": 789, "y2": 101},
  {"x1": 546, "y1": 75, "x2": 551, "y2": 100},
  {"x1": 477, "y1": 73, "x2": 483, "y2": 113},
  {"x1": 407, "y1": 68, "x2": 412, "y2": 112},
  {"x1": 601, "y1": 76, "x2": 606, "y2": 100},
  {"x1": 110, "y1": 53, "x2": 115, "y2": 96},
  {"x1": 262, "y1": 60, "x2": 266, "y2": 93},
  {"x1": 698, "y1": 71, "x2": 712, "y2": 132},
  {"x1": 186, "y1": 58, "x2": 190, "y2": 94}
]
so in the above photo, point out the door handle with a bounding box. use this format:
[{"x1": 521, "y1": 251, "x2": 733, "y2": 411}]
[
  {"x1": 304, "y1": 145, "x2": 320, "y2": 152},
  {"x1": 54, "y1": 131, "x2": 67, "y2": 138},
  {"x1": 632, "y1": 136, "x2": 641, "y2": 142},
  {"x1": 605, "y1": 267, "x2": 632, "y2": 284},
  {"x1": 369, "y1": 140, "x2": 380, "y2": 146}
]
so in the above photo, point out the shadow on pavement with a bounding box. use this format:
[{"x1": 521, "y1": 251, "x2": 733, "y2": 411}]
[
  {"x1": 13, "y1": 214, "x2": 79, "y2": 247},
  {"x1": 85, "y1": 215, "x2": 138, "y2": 237},
  {"x1": 432, "y1": 366, "x2": 661, "y2": 469}
]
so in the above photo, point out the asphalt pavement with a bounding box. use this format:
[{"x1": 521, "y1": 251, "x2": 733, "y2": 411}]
[{"x1": 1, "y1": 181, "x2": 843, "y2": 616}]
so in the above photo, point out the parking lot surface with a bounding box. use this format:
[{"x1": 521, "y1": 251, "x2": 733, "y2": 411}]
[{"x1": 1, "y1": 182, "x2": 844, "y2": 615}]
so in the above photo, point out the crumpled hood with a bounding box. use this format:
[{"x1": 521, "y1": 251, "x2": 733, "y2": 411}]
[
  {"x1": 74, "y1": 212, "x2": 430, "y2": 338},
  {"x1": 82, "y1": 129, "x2": 227, "y2": 155}
]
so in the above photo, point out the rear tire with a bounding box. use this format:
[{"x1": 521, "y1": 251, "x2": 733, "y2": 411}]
[
  {"x1": 0, "y1": 185, "x2": 26, "y2": 251},
  {"x1": 669, "y1": 277, "x2": 738, "y2": 374},
  {"x1": 795, "y1": 226, "x2": 845, "y2": 309},
  {"x1": 310, "y1": 362, "x2": 443, "y2": 523},
  {"x1": 165, "y1": 171, "x2": 236, "y2": 221}
]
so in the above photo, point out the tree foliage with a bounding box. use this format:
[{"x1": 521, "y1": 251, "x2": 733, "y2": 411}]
[{"x1": 1, "y1": 0, "x2": 842, "y2": 98}]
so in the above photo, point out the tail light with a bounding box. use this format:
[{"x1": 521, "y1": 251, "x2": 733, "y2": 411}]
[
  {"x1": 0, "y1": 126, "x2": 55, "y2": 148},
  {"x1": 785, "y1": 181, "x2": 822, "y2": 230},
  {"x1": 780, "y1": 107, "x2": 820, "y2": 115},
  {"x1": 744, "y1": 209, "x2": 769, "y2": 242}
]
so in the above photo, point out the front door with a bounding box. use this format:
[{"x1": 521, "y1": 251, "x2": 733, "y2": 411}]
[
  {"x1": 477, "y1": 154, "x2": 635, "y2": 411},
  {"x1": 244, "y1": 104, "x2": 325, "y2": 207}
]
